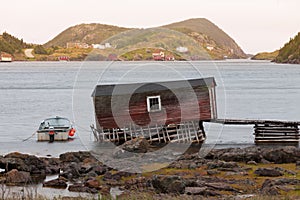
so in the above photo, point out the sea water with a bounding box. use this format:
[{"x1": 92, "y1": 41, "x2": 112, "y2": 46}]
[{"x1": 0, "y1": 60, "x2": 299, "y2": 156}]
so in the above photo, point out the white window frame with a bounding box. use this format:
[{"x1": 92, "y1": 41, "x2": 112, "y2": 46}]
[{"x1": 147, "y1": 95, "x2": 161, "y2": 112}]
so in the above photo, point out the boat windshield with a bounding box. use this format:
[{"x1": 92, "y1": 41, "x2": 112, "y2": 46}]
[{"x1": 39, "y1": 118, "x2": 71, "y2": 129}]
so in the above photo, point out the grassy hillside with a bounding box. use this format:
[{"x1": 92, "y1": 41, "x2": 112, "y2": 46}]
[
  {"x1": 44, "y1": 18, "x2": 247, "y2": 60},
  {"x1": 251, "y1": 50, "x2": 279, "y2": 60},
  {"x1": 44, "y1": 23, "x2": 129, "y2": 48},
  {"x1": 274, "y1": 32, "x2": 300, "y2": 64},
  {"x1": 163, "y1": 18, "x2": 247, "y2": 59},
  {"x1": 0, "y1": 32, "x2": 31, "y2": 55}
]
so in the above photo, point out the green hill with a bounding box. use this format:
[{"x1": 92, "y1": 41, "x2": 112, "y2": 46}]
[
  {"x1": 44, "y1": 18, "x2": 246, "y2": 60},
  {"x1": 163, "y1": 18, "x2": 246, "y2": 59},
  {"x1": 44, "y1": 23, "x2": 129, "y2": 48},
  {"x1": 251, "y1": 50, "x2": 279, "y2": 60},
  {"x1": 0, "y1": 32, "x2": 30, "y2": 55},
  {"x1": 274, "y1": 32, "x2": 300, "y2": 64}
]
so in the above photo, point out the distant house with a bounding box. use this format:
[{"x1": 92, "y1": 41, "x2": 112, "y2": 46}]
[
  {"x1": 58, "y1": 56, "x2": 70, "y2": 61},
  {"x1": 165, "y1": 54, "x2": 175, "y2": 61},
  {"x1": 176, "y1": 46, "x2": 188, "y2": 53},
  {"x1": 0, "y1": 52, "x2": 13, "y2": 62},
  {"x1": 152, "y1": 50, "x2": 165, "y2": 61},
  {"x1": 67, "y1": 42, "x2": 90, "y2": 49},
  {"x1": 107, "y1": 54, "x2": 118, "y2": 61},
  {"x1": 92, "y1": 44, "x2": 106, "y2": 49},
  {"x1": 92, "y1": 43, "x2": 112, "y2": 50},
  {"x1": 206, "y1": 46, "x2": 214, "y2": 51}
]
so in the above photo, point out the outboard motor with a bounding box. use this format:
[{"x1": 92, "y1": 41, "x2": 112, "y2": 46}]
[{"x1": 49, "y1": 127, "x2": 55, "y2": 143}]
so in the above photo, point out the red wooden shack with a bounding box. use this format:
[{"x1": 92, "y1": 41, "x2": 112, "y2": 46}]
[{"x1": 91, "y1": 77, "x2": 217, "y2": 144}]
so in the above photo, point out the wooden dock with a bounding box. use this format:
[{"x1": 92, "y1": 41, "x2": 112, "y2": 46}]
[
  {"x1": 90, "y1": 119, "x2": 300, "y2": 145},
  {"x1": 212, "y1": 119, "x2": 300, "y2": 144}
]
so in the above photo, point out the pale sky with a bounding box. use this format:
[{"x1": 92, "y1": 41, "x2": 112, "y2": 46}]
[{"x1": 0, "y1": 0, "x2": 299, "y2": 54}]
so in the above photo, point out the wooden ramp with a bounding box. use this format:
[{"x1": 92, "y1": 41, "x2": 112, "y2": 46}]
[{"x1": 212, "y1": 119, "x2": 300, "y2": 144}]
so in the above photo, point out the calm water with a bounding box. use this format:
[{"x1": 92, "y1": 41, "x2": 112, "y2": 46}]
[{"x1": 0, "y1": 60, "x2": 299, "y2": 156}]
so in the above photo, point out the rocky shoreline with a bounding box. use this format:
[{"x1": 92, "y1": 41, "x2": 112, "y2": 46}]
[{"x1": 0, "y1": 145, "x2": 299, "y2": 199}]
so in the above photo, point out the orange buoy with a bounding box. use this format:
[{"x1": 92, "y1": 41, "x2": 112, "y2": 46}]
[{"x1": 69, "y1": 128, "x2": 76, "y2": 137}]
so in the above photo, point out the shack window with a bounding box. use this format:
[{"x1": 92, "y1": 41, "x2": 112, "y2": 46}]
[{"x1": 147, "y1": 96, "x2": 161, "y2": 112}]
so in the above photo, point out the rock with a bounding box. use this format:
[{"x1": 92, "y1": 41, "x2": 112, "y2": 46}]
[
  {"x1": 185, "y1": 187, "x2": 220, "y2": 196},
  {"x1": 60, "y1": 162, "x2": 81, "y2": 180},
  {"x1": 112, "y1": 147, "x2": 134, "y2": 159},
  {"x1": 205, "y1": 182, "x2": 239, "y2": 192},
  {"x1": 103, "y1": 171, "x2": 134, "y2": 182},
  {"x1": 247, "y1": 161, "x2": 257, "y2": 165},
  {"x1": 1, "y1": 152, "x2": 47, "y2": 174},
  {"x1": 119, "y1": 137, "x2": 150, "y2": 153},
  {"x1": 254, "y1": 168, "x2": 283, "y2": 177},
  {"x1": 151, "y1": 175, "x2": 185, "y2": 194},
  {"x1": 43, "y1": 177, "x2": 67, "y2": 189},
  {"x1": 260, "y1": 178, "x2": 300, "y2": 195},
  {"x1": 42, "y1": 157, "x2": 61, "y2": 174},
  {"x1": 206, "y1": 147, "x2": 263, "y2": 163},
  {"x1": 5, "y1": 169, "x2": 31, "y2": 185},
  {"x1": 296, "y1": 161, "x2": 300, "y2": 170},
  {"x1": 206, "y1": 170, "x2": 220, "y2": 175},
  {"x1": 68, "y1": 184, "x2": 98, "y2": 194},
  {"x1": 275, "y1": 167, "x2": 297, "y2": 175},
  {"x1": 92, "y1": 164, "x2": 108, "y2": 175},
  {"x1": 262, "y1": 146, "x2": 300, "y2": 164},
  {"x1": 207, "y1": 161, "x2": 239, "y2": 170},
  {"x1": 85, "y1": 178, "x2": 100, "y2": 189},
  {"x1": 59, "y1": 151, "x2": 94, "y2": 163}
]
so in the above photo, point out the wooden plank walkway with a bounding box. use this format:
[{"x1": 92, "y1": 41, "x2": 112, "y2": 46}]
[
  {"x1": 212, "y1": 119, "x2": 300, "y2": 125},
  {"x1": 211, "y1": 119, "x2": 300, "y2": 143}
]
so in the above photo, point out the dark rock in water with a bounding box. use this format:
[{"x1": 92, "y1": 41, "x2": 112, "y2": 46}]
[
  {"x1": 254, "y1": 168, "x2": 283, "y2": 177},
  {"x1": 112, "y1": 147, "x2": 135, "y2": 159},
  {"x1": 0, "y1": 152, "x2": 46, "y2": 174},
  {"x1": 60, "y1": 162, "x2": 81, "y2": 180},
  {"x1": 42, "y1": 157, "x2": 61, "y2": 175},
  {"x1": 151, "y1": 175, "x2": 185, "y2": 194},
  {"x1": 5, "y1": 169, "x2": 31, "y2": 185},
  {"x1": 43, "y1": 177, "x2": 68, "y2": 189},
  {"x1": 113, "y1": 137, "x2": 150, "y2": 158},
  {"x1": 262, "y1": 146, "x2": 300, "y2": 164},
  {"x1": 59, "y1": 151, "x2": 95, "y2": 163},
  {"x1": 119, "y1": 137, "x2": 150, "y2": 153},
  {"x1": 68, "y1": 183, "x2": 98, "y2": 193}
]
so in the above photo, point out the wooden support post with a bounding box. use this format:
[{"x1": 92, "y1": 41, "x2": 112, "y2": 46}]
[
  {"x1": 156, "y1": 124, "x2": 161, "y2": 143},
  {"x1": 192, "y1": 121, "x2": 199, "y2": 142},
  {"x1": 123, "y1": 127, "x2": 127, "y2": 142},
  {"x1": 129, "y1": 123, "x2": 133, "y2": 140},
  {"x1": 148, "y1": 125, "x2": 152, "y2": 142}
]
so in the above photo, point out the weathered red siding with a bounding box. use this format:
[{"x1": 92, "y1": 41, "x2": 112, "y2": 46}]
[{"x1": 94, "y1": 84, "x2": 213, "y2": 129}]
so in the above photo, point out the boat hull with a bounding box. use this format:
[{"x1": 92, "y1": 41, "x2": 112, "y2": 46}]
[{"x1": 37, "y1": 131, "x2": 69, "y2": 141}]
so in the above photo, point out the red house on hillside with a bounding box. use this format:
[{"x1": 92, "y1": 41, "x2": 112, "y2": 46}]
[{"x1": 0, "y1": 52, "x2": 13, "y2": 62}]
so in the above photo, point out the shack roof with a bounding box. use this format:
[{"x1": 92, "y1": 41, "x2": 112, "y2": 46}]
[{"x1": 92, "y1": 77, "x2": 216, "y2": 96}]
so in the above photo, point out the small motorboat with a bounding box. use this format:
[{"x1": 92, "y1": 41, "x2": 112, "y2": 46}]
[{"x1": 37, "y1": 116, "x2": 76, "y2": 142}]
